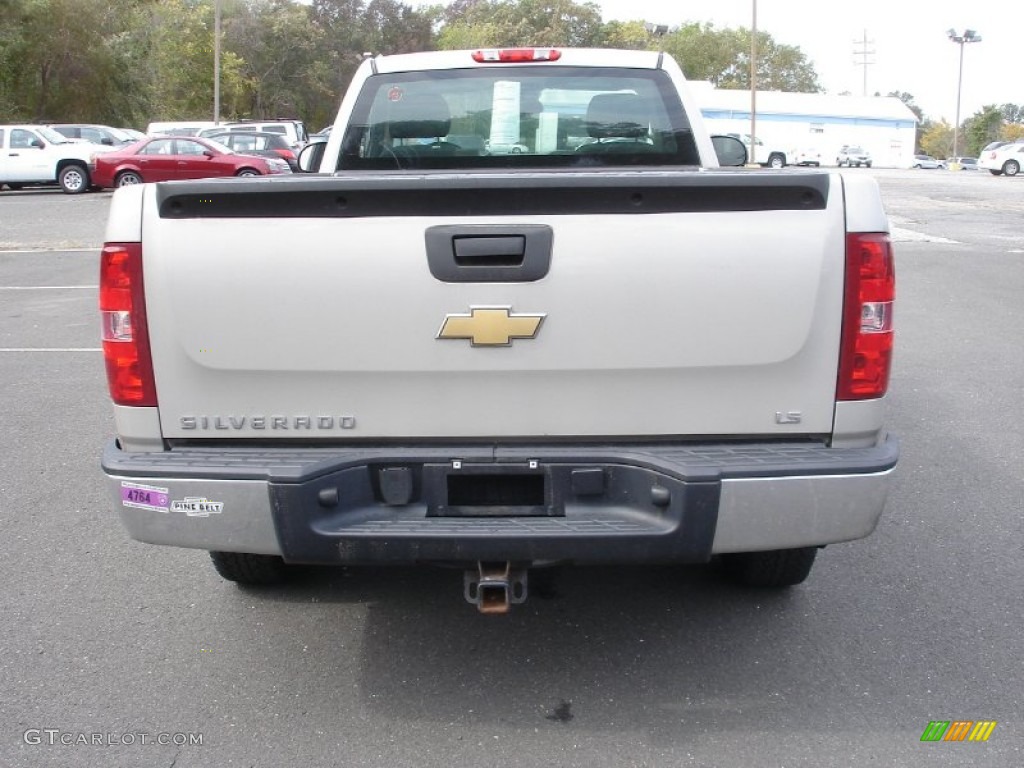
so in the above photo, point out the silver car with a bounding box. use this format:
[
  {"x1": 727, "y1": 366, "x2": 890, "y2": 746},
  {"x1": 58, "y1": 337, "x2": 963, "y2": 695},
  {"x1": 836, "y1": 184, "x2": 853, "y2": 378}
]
[
  {"x1": 912, "y1": 154, "x2": 944, "y2": 169},
  {"x1": 837, "y1": 145, "x2": 872, "y2": 167}
]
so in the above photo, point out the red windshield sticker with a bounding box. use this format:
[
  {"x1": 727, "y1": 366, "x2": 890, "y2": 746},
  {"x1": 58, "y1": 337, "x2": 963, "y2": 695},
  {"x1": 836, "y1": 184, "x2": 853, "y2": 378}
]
[{"x1": 388, "y1": 87, "x2": 403, "y2": 102}]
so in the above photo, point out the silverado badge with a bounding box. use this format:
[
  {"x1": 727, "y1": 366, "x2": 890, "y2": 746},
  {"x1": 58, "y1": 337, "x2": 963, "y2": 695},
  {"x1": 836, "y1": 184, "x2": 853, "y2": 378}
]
[{"x1": 437, "y1": 306, "x2": 545, "y2": 346}]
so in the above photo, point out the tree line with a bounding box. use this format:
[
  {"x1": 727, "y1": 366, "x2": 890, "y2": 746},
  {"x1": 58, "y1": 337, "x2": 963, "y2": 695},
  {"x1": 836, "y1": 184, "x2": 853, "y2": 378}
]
[
  {"x1": 1, "y1": 0, "x2": 1019, "y2": 153},
  {"x1": 0, "y1": 0, "x2": 820, "y2": 131}
]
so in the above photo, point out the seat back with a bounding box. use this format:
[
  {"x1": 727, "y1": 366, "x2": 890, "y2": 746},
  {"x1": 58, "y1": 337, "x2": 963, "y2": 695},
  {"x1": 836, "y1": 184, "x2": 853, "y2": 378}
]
[
  {"x1": 578, "y1": 93, "x2": 656, "y2": 154},
  {"x1": 387, "y1": 93, "x2": 459, "y2": 157}
]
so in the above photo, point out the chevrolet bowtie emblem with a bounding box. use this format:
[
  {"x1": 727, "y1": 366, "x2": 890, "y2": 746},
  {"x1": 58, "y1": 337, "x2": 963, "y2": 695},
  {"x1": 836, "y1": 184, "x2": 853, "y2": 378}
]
[{"x1": 437, "y1": 307, "x2": 545, "y2": 346}]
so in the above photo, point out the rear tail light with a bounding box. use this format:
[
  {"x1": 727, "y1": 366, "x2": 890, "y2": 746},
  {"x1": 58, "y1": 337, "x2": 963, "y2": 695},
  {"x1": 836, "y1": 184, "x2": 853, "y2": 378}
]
[
  {"x1": 100, "y1": 243, "x2": 157, "y2": 406},
  {"x1": 838, "y1": 233, "x2": 895, "y2": 400},
  {"x1": 472, "y1": 48, "x2": 562, "y2": 63}
]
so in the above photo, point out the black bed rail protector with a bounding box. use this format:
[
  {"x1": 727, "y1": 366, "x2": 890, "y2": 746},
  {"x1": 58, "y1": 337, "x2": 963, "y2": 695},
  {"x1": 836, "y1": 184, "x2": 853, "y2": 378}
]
[{"x1": 155, "y1": 170, "x2": 830, "y2": 219}]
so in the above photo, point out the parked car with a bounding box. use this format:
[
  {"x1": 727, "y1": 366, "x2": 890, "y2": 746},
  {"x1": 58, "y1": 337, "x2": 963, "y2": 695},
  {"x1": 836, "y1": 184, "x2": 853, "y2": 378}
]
[
  {"x1": 911, "y1": 154, "x2": 944, "y2": 169},
  {"x1": 309, "y1": 125, "x2": 332, "y2": 141},
  {"x1": 485, "y1": 140, "x2": 530, "y2": 154},
  {"x1": 146, "y1": 121, "x2": 219, "y2": 137},
  {"x1": 946, "y1": 156, "x2": 978, "y2": 170},
  {"x1": 90, "y1": 135, "x2": 291, "y2": 188},
  {"x1": 201, "y1": 130, "x2": 299, "y2": 170},
  {"x1": 980, "y1": 141, "x2": 1009, "y2": 153},
  {"x1": 726, "y1": 133, "x2": 789, "y2": 167},
  {"x1": 978, "y1": 142, "x2": 1024, "y2": 176},
  {"x1": 49, "y1": 124, "x2": 139, "y2": 147},
  {"x1": 790, "y1": 147, "x2": 822, "y2": 166},
  {"x1": 837, "y1": 145, "x2": 872, "y2": 167},
  {"x1": 0, "y1": 124, "x2": 115, "y2": 193},
  {"x1": 199, "y1": 119, "x2": 308, "y2": 149}
]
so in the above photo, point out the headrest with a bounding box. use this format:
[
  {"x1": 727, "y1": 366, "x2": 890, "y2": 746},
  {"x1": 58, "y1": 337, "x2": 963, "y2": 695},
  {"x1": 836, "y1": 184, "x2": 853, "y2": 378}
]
[
  {"x1": 585, "y1": 93, "x2": 648, "y2": 139},
  {"x1": 387, "y1": 92, "x2": 451, "y2": 139}
]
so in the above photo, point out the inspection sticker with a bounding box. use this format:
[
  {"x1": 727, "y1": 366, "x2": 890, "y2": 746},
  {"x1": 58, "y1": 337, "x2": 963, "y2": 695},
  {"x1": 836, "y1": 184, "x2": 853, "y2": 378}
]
[
  {"x1": 170, "y1": 497, "x2": 224, "y2": 517},
  {"x1": 121, "y1": 482, "x2": 170, "y2": 512}
]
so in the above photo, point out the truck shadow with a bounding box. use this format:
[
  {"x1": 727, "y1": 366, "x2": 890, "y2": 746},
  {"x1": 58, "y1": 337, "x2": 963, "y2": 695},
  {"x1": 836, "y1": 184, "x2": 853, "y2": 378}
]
[{"x1": 238, "y1": 561, "x2": 893, "y2": 739}]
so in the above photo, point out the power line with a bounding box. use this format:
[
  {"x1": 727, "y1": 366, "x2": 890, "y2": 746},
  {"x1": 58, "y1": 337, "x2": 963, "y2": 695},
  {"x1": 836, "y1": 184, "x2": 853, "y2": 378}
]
[{"x1": 853, "y1": 29, "x2": 876, "y2": 97}]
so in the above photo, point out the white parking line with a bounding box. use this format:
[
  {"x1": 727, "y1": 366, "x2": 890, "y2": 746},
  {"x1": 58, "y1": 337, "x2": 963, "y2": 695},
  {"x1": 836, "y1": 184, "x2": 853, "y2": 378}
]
[
  {"x1": 0, "y1": 285, "x2": 98, "y2": 290},
  {"x1": 889, "y1": 227, "x2": 960, "y2": 244},
  {"x1": 0, "y1": 248, "x2": 98, "y2": 254},
  {"x1": 0, "y1": 348, "x2": 101, "y2": 352}
]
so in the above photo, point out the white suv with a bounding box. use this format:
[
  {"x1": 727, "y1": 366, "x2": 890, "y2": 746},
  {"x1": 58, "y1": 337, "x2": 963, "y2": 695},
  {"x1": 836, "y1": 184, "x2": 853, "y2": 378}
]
[{"x1": 979, "y1": 141, "x2": 1024, "y2": 176}]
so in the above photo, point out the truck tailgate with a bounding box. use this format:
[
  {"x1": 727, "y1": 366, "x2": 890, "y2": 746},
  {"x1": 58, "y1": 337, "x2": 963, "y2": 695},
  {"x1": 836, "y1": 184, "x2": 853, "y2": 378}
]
[{"x1": 140, "y1": 172, "x2": 847, "y2": 440}]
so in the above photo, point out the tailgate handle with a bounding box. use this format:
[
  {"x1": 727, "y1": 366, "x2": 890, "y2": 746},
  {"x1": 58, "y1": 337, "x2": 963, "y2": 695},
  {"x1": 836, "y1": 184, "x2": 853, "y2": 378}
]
[
  {"x1": 426, "y1": 225, "x2": 552, "y2": 283},
  {"x1": 454, "y1": 236, "x2": 525, "y2": 266}
]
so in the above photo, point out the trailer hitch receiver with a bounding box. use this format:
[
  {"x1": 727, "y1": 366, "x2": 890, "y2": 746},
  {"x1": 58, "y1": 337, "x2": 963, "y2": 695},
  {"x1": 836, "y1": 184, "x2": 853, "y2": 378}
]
[{"x1": 464, "y1": 562, "x2": 528, "y2": 614}]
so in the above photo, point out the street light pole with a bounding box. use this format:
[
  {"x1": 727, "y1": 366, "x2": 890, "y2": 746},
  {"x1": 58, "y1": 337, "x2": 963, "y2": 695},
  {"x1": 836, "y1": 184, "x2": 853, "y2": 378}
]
[{"x1": 947, "y1": 28, "x2": 981, "y2": 159}]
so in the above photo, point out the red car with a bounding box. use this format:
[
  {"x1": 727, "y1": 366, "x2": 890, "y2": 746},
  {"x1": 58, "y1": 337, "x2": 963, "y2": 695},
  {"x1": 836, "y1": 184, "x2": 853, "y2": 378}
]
[{"x1": 91, "y1": 135, "x2": 291, "y2": 188}]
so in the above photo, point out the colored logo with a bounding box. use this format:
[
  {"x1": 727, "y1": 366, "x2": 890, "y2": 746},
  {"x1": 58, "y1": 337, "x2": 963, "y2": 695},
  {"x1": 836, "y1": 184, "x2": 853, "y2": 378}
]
[
  {"x1": 437, "y1": 306, "x2": 545, "y2": 346},
  {"x1": 921, "y1": 720, "x2": 997, "y2": 742}
]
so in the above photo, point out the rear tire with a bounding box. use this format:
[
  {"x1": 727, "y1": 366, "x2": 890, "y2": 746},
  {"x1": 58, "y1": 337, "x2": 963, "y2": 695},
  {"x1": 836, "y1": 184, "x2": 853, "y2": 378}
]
[
  {"x1": 768, "y1": 153, "x2": 785, "y2": 169},
  {"x1": 209, "y1": 551, "x2": 286, "y2": 585},
  {"x1": 116, "y1": 171, "x2": 142, "y2": 187},
  {"x1": 721, "y1": 547, "x2": 818, "y2": 588},
  {"x1": 58, "y1": 164, "x2": 89, "y2": 194},
  {"x1": 1003, "y1": 160, "x2": 1020, "y2": 177}
]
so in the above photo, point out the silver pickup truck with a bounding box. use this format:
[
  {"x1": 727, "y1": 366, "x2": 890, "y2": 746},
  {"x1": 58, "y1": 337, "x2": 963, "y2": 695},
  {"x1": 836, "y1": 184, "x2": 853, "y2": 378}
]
[{"x1": 100, "y1": 48, "x2": 897, "y2": 612}]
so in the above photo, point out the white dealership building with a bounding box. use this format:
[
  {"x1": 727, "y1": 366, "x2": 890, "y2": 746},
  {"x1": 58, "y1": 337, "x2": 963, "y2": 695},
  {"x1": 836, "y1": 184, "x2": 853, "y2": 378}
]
[{"x1": 692, "y1": 84, "x2": 920, "y2": 168}]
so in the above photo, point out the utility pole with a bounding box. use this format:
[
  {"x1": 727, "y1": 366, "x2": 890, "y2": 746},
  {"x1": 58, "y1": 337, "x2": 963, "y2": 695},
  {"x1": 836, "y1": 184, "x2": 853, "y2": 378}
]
[
  {"x1": 748, "y1": 0, "x2": 757, "y2": 166},
  {"x1": 852, "y1": 30, "x2": 875, "y2": 97},
  {"x1": 213, "y1": 0, "x2": 221, "y2": 124}
]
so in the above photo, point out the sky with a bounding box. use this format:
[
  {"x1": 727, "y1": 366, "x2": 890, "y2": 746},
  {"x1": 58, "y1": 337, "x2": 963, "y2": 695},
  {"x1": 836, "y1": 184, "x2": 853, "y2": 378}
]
[
  {"x1": 415, "y1": 0, "x2": 1016, "y2": 124},
  {"x1": 586, "y1": 0, "x2": 1014, "y2": 123}
]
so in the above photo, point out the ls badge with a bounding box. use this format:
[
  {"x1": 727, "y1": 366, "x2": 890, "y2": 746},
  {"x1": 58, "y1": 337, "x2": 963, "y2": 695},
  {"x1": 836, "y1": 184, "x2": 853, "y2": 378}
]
[{"x1": 437, "y1": 306, "x2": 545, "y2": 346}]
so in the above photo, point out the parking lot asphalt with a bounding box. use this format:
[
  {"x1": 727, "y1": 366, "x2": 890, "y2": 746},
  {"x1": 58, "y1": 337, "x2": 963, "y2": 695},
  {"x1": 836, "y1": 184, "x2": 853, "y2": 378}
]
[{"x1": 0, "y1": 172, "x2": 1021, "y2": 767}]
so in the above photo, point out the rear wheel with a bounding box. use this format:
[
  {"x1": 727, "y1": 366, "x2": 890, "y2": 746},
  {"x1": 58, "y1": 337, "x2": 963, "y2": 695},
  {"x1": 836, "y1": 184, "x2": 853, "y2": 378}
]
[
  {"x1": 235, "y1": 168, "x2": 260, "y2": 177},
  {"x1": 209, "y1": 551, "x2": 286, "y2": 585},
  {"x1": 116, "y1": 171, "x2": 142, "y2": 187},
  {"x1": 720, "y1": 547, "x2": 818, "y2": 588},
  {"x1": 768, "y1": 153, "x2": 785, "y2": 169},
  {"x1": 1003, "y1": 160, "x2": 1020, "y2": 176},
  {"x1": 58, "y1": 164, "x2": 89, "y2": 194}
]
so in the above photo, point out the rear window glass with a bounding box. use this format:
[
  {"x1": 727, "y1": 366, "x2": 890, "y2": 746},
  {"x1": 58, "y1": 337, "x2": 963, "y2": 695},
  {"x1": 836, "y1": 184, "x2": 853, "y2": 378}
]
[{"x1": 338, "y1": 66, "x2": 700, "y2": 170}]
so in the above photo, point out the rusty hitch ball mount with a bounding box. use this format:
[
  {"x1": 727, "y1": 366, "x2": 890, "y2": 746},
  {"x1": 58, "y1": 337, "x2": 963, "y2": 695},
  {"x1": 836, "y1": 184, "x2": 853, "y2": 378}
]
[{"x1": 464, "y1": 562, "x2": 528, "y2": 614}]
